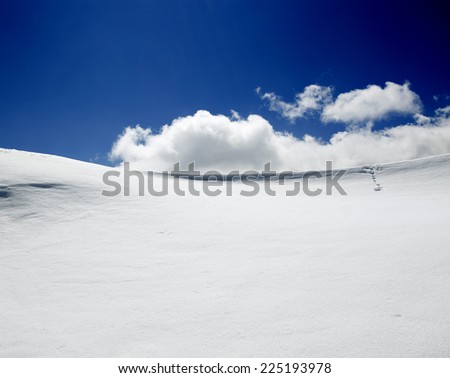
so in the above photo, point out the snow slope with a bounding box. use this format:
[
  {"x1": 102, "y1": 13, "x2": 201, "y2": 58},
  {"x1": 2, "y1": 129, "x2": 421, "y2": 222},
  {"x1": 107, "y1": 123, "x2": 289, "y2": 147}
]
[{"x1": 1, "y1": 148, "x2": 449, "y2": 357}]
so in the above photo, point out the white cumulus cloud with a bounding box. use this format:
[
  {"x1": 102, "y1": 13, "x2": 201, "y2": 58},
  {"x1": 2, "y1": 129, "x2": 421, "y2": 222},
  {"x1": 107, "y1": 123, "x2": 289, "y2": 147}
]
[
  {"x1": 111, "y1": 110, "x2": 284, "y2": 172},
  {"x1": 322, "y1": 82, "x2": 422, "y2": 124},
  {"x1": 110, "y1": 108, "x2": 450, "y2": 172}
]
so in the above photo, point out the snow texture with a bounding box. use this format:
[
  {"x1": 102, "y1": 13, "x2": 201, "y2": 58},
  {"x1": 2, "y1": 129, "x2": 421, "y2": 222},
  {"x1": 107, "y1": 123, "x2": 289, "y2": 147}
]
[{"x1": 1, "y1": 148, "x2": 449, "y2": 357}]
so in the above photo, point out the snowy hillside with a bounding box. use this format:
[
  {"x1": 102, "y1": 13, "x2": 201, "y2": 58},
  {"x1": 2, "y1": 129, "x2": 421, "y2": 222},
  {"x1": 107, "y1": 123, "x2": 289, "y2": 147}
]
[{"x1": 1, "y1": 148, "x2": 449, "y2": 357}]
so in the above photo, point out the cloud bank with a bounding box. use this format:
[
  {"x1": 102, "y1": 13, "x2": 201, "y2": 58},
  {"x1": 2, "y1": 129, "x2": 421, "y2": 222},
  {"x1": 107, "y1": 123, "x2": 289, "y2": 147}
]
[{"x1": 110, "y1": 106, "x2": 450, "y2": 172}]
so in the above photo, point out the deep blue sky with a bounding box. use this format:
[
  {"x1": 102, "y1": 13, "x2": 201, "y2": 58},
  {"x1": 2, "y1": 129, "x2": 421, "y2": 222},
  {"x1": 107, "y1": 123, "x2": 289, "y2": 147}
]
[{"x1": 1, "y1": 0, "x2": 449, "y2": 164}]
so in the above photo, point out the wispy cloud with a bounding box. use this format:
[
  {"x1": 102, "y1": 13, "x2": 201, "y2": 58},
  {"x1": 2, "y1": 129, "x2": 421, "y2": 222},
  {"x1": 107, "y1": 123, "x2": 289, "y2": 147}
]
[{"x1": 257, "y1": 85, "x2": 332, "y2": 122}]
